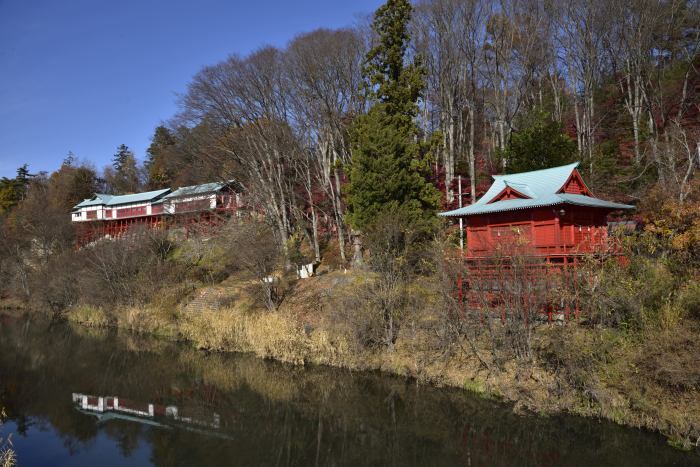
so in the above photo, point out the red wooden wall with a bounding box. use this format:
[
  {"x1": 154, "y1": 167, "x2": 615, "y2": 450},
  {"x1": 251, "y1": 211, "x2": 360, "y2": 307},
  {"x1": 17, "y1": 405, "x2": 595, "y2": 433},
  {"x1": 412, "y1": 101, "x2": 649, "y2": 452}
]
[
  {"x1": 465, "y1": 206, "x2": 610, "y2": 258},
  {"x1": 116, "y1": 206, "x2": 147, "y2": 218}
]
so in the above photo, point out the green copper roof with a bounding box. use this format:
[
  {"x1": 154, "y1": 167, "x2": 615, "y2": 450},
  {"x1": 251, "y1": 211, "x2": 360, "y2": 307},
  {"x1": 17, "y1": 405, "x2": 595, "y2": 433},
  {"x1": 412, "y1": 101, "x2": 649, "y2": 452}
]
[
  {"x1": 72, "y1": 189, "x2": 170, "y2": 210},
  {"x1": 164, "y1": 180, "x2": 241, "y2": 199},
  {"x1": 73, "y1": 194, "x2": 114, "y2": 209},
  {"x1": 440, "y1": 162, "x2": 634, "y2": 217},
  {"x1": 164, "y1": 182, "x2": 226, "y2": 199},
  {"x1": 105, "y1": 189, "x2": 171, "y2": 206}
]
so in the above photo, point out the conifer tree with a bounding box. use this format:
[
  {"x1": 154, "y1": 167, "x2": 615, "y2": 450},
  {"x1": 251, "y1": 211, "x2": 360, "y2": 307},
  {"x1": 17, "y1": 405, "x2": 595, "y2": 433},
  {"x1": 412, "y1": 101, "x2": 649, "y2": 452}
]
[
  {"x1": 14, "y1": 164, "x2": 34, "y2": 201},
  {"x1": 62, "y1": 151, "x2": 76, "y2": 167},
  {"x1": 346, "y1": 0, "x2": 440, "y2": 239},
  {"x1": 502, "y1": 112, "x2": 577, "y2": 174},
  {"x1": 112, "y1": 144, "x2": 132, "y2": 172},
  {"x1": 106, "y1": 144, "x2": 141, "y2": 194}
]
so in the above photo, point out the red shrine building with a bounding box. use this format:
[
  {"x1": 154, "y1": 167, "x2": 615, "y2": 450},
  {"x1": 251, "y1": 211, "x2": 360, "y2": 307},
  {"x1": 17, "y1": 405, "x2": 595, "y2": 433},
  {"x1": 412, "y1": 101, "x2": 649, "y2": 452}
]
[
  {"x1": 440, "y1": 162, "x2": 634, "y2": 264},
  {"x1": 440, "y1": 163, "x2": 634, "y2": 320},
  {"x1": 71, "y1": 181, "x2": 244, "y2": 244}
]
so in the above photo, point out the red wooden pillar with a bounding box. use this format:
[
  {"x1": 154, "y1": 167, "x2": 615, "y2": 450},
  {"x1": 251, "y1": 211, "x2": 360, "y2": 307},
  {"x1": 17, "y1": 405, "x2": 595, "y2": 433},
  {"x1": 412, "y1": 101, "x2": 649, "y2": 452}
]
[{"x1": 574, "y1": 257, "x2": 581, "y2": 320}]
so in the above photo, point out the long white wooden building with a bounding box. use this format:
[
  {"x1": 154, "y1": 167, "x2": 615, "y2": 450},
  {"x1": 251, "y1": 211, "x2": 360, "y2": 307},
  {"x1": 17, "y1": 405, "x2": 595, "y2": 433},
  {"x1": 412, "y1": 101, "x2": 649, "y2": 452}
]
[{"x1": 71, "y1": 181, "x2": 244, "y2": 243}]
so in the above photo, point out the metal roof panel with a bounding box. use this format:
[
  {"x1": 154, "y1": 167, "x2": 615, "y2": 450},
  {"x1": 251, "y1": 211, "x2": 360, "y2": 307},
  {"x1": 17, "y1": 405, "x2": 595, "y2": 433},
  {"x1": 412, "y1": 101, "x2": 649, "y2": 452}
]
[
  {"x1": 72, "y1": 194, "x2": 114, "y2": 209},
  {"x1": 164, "y1": 180, "x2": 241, "y2": 199},
  {"x1": 105, "y1": 189, "x2": 171, "y2": 206},
  {"x1": 440, "y1": 193, "x2": 634, "y2": 217},
  {"x1": 440, "y1": 163, "x2": 634, "y2": 217}
]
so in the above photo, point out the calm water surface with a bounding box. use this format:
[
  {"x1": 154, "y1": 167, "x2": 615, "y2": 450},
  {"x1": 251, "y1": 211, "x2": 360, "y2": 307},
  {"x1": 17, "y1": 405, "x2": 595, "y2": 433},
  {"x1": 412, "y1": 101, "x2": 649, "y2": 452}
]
[{"x1": 0, "y1": 314, "x2": 698, "y2": 466}]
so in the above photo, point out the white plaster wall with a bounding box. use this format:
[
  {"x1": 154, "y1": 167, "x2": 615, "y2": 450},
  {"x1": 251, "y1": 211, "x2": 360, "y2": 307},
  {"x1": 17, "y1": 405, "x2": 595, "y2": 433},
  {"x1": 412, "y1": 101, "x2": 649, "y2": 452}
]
[{"x1": 72, "y1": 200, "x2": 160, "y2": 222}]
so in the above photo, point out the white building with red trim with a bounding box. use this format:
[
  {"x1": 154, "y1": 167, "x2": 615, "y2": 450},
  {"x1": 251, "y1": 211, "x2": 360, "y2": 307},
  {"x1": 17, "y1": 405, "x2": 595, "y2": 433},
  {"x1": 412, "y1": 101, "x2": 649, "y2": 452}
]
[{"x1": 71, "y1": 181, "x2": 244, "y2": 243}]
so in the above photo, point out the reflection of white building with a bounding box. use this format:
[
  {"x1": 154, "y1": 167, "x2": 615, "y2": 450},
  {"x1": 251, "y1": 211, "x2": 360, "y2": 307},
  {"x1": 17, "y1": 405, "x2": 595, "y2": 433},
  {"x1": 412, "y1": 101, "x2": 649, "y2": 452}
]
[{"x1": 72, "y1": 393, "x2": 222, "y2": 431}]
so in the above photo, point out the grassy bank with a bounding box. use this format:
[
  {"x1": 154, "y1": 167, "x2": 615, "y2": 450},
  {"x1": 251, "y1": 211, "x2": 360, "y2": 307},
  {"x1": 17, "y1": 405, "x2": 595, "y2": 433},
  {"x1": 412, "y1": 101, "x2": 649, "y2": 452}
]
[{"x1": 59, "y1": 268, "x2": 700, "y2": 452}]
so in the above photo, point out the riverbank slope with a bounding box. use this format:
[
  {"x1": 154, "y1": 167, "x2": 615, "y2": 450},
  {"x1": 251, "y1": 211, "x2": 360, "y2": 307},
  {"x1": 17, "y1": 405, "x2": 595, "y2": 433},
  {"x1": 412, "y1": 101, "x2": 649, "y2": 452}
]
[{"x1": 44, "y1": 267, "x2": 700, "y2": 453}]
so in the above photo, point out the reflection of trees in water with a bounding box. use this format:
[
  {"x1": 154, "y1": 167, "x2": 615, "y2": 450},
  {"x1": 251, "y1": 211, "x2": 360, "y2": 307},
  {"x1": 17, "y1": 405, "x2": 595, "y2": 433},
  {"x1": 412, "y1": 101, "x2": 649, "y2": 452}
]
[
  {"x1": 0, "y1": 316, "x2": 697, "y2": 466},
  {"x1": 104, "y1": 421, "x2": 142, "y2": 458}
]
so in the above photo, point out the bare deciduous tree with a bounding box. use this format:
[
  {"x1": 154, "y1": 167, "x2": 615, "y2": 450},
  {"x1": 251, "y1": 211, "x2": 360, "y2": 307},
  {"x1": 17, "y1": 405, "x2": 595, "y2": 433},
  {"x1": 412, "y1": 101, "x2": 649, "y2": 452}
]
[
  {"x1": 285, "y1": 29, "x2": 366, "y2": 264},
  {"x1": 553, "y1": 0, "x2": 613, "y2": 167},
  {"x1": 180, "y1": 48, "x2": 300, "y2": 265},
  {"x1": 223, "y1": 220, "x2": 282, "y2": 310}
]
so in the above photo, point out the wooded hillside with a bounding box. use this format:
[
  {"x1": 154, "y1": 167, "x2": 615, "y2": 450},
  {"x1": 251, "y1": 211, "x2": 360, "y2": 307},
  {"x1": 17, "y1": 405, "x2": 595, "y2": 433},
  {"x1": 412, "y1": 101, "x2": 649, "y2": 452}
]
[{"x1": 1, "y1": 0, "x2": 698, "y2": 265}]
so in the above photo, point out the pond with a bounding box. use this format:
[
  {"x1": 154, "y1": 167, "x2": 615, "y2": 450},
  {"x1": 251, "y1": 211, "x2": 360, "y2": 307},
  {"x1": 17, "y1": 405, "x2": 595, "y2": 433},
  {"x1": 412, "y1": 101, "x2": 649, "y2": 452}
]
[{"x1": 0, "y1": 314, "x2": 697, "y2": 466}]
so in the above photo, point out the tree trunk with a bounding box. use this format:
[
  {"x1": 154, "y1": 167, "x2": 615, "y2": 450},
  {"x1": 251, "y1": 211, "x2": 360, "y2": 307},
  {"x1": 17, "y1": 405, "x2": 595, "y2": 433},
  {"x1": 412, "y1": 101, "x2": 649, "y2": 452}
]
[
  {"x1": 385, "y1": 310, "x2": 394, "y2": 352},
  {"x1": 468, "y1": 105, "x2": 476, "y2": 204},
  {"x1": 351, "y1": 230, "x2": 363, "y2": 266},
  {"x1": 305, "y1": 166, "x2": 321, "y2": 263},
  {"x1": 310, "y1": 204, "x2": 320, "y2": 263},
  {"x1": 332, "y1": 169, "x2": 347, "y2": 264}
]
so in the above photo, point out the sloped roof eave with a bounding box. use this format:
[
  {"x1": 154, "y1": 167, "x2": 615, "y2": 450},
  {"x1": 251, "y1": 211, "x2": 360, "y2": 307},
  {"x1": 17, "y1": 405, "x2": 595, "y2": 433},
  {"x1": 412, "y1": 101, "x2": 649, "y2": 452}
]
[
  {"x1": 557, "y1": 194, "x2": 635, "y2": 211},
  {"x1": 439, "y1": 199, "x2": 562, "y2": 217},
  {"x1": 104, "y1": 189, "x2": 171, "y2": 207},
  {"x1": 439, "y1": 196, "x2": 634, "y2": 217},
  {"x1": 72, "y1": 194, "x2": 112, "y2": 210},
  {"x1": 163, "y1": 180, "x2": 240, "y2": 199}
]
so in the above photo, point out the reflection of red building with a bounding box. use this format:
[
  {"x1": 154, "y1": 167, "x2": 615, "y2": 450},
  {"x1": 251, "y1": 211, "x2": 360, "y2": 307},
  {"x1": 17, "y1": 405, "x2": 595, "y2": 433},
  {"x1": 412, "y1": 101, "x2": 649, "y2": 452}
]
[
  {"x1": 71, "y1": 181, "x2": 245, "y2": 245},
  {"x1": 440, "y1": 163, "x2": 634, "y2": 320}
]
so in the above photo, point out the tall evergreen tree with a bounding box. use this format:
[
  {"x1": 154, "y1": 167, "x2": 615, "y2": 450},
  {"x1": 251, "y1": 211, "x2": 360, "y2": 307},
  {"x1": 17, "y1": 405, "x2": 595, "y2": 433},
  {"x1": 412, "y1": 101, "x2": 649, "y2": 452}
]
[
  {"x1": 62, "y1": 151, "x2": 76, "y2": 167},
  {"x1": 112, "y1": 144, "x2": 132, "y2": 172},
  {"x1": 106, "y1": 144, "x2": 141, "y2": 194},
  {"x1": 15, "y1": 164, "x2": 33, "y2": 191},
  {"x1": 346, "y1": 0, "x2": 440, "y2": 238}
]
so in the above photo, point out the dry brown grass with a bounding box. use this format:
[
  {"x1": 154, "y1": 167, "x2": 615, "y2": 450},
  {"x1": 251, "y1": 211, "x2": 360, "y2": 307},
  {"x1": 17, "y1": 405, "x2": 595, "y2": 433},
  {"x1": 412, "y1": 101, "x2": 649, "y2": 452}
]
[
  {"x1": 0, "y1": 408, "x2": 15, "y2": 467},
  {"x1": 538, "y1": 324, "x2": 700, "y2": 450},
  {"x1": 113, "y1": 305, "x2": 179, "y2": 338},
  {"x1": 0, "y1": 446, "x2": 14, "y2": 467},
  {"x1": 67, "y1": 304, "x2": 111, "y2": 328},
  {"x1": 179, "y1": 306, "x2": 353, "y2": 366},
  {"x1": 60, "y1": 266, "x2": 700, "y2": 451}
]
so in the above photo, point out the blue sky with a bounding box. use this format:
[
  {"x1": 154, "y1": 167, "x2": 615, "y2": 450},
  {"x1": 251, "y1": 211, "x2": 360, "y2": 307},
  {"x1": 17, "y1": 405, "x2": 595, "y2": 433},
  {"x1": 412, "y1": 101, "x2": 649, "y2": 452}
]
[{"x1": 0, "y1": 0, "x2": 381, "y2": 178}]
